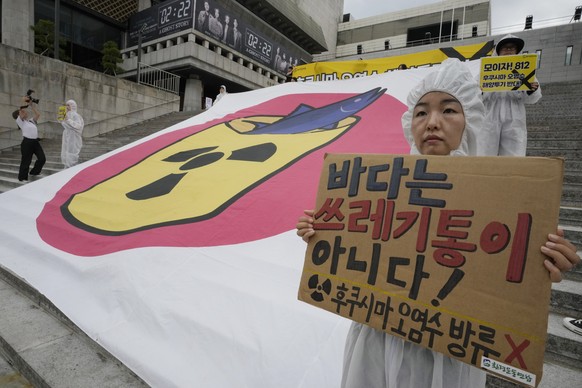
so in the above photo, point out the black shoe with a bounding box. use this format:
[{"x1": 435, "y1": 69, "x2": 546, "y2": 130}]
[
  {"x1": 563, "y1": 317, "x2": 582, "y2": 335},
  {"x1": 19, "y1": 178, "x2": 28, "y2": 182}
]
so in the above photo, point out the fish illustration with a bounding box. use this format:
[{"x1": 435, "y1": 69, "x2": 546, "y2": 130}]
[{"x1": 245, "y1": 87, "x2": 386, "y2": 134}]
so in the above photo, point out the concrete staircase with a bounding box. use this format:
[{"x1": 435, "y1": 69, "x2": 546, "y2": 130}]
[
  {"x1": 0, "y1": 82, "x2": 581, "y2": 387},
  {"x1": 486, "y1": 81, "x2": 582, "y2": 387}
]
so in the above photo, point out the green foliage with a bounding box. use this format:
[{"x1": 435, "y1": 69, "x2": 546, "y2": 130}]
[
  {"x1": 30, "y1": 19, "x2": 70, "y2": 61},
  {"x1": 101, "y1": 40, "x2": 124, "y2": 75}
]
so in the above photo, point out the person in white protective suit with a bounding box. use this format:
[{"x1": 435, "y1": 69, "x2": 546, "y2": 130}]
[
  {"x1": 296, "y1": 58, "x2": 579, "y2": 388},
  {"x1": 214, "y1": 85, "x2": 227, "y2": 104},
  {"x1": 60, "y1": 99, "x2": 84, "y2": 168},
  {"x1": 479, "y1": 34, "x2": 542, "y2": 156}
]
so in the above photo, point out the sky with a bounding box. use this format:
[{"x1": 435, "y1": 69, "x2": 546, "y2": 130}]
[{"x1": 343, "y1": 0, "x2": 580, "y2": 34}]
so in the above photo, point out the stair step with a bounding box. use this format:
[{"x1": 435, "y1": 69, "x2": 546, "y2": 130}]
[
  {"x1": 527, "y1": 149, "x2": 582, "y2": 159},
  {"x1": 550, "y1": 278, "x2": 582, "y2": 317},
  {"x1": 560, "y1": 207, "x2": 582, "y2": 227},
  {"x1": 545, "y1": 311, "x2": 582, "y2": 368},
  {"x1": 561, "y1": 225, "x2": 582, "y2": 247},
  {"x1": 0, "y1": 167, "x2": 60, "y2": 180},
  {"x1": 485, "y1": 311, "x2": 582, "y2": 387},
  {"x1": 0, "y1": 268, "x2": 148, "y2": 388}
]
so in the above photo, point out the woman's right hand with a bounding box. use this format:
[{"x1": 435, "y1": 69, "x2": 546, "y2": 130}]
[{"x1": 296, "y1": 209, "x2": 315, "y2": 243}]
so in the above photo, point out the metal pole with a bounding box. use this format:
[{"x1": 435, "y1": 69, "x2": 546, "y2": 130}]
[
  {"x1": 439, "y1": 2, "x2": 444, "y2": 43},
  {"x1": 450, "y1": 7, "x2": 455, "y2": 42},
  {"x1": 137, "y1": 31, "x2": 142, "y2": 84},
  {"x1": 462, "y1": 6, "x2": 466, "y2": 40},
  {"x1": 54, "y1": 0, "x2": 60, "y2": 60},
  {"x1": 136, "y1": 23, "x2": 147, "y2": 84}
]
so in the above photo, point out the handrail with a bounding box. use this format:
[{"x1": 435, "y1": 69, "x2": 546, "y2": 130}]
[
  {"x1": 80, "y1": 97, "x2": 181, "y2": 129},
  {"x1": 32, "y1": 96, "x2": 180, "y2": 138},
  {"x1": 137, "y1": 63, "x2": 181, "y2": 94},
  {"x1": 68, "y1": 97, "x2": 181, "y2": 138},
  {"x1": 323, "y1": 34, "x2": 471, "y2": 61},
  {"x1": 0, "y1": 97, "x2": 181, "y2": 147}
]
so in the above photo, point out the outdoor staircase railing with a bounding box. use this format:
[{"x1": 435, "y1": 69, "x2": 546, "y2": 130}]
[{"x1": 137, "y1": 62, "x2": 181, "y2": 95}]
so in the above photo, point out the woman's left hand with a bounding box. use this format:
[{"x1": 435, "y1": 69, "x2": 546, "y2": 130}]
[{"x1": 541, "y1": 229, "x2": 581, "y2": 282}]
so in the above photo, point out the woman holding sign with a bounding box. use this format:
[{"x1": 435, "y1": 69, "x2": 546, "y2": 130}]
[
  {"x1": 479, "y1": 34, "x2": 542, "y2": 156},
  {"x1": 297, "y1": 59, "x2": 579, "y2": 388}
]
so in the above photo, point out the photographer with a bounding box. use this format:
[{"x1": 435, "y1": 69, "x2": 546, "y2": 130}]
[{"x1": 12, "y1": 91, "x2": 46, "y2": 182}]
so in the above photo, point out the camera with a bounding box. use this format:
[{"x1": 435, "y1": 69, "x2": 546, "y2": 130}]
[{"x1": 25, "y1": 89, "x2": 40, "y2": 104}]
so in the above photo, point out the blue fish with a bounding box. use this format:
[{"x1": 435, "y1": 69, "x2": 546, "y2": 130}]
[{"x1": 244, "y1": 87, "x2": 386, "y2": 135}]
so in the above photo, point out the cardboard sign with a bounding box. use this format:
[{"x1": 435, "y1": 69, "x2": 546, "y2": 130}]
[
  {"x1": 57, "y1": 105, "x2": 66, "y2": 122},
  {"x1": 480, "y1": 54, "x2": 538, "y2": 92},
  {"x1": 298, "y1": 154, "x2": 564, "y2": 387}
]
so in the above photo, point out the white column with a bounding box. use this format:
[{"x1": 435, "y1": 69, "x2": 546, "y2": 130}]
[{"x1": 184, "y1": 76, "x2": 203, "y2": 112}]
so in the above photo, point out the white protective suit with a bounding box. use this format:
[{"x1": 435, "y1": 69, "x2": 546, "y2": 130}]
[
  {"x1": 214, "y1": 85, "x2": 227, "y2": 104},
  {"x1": 61, "y1": 99, "x2": 84, "y2": 168},
  {"x1": 479, "y1": 34, "x2": 542, "y2": 156},
  {"x1": 341, "y1": 59, "x2": 487, "y2": 388}
]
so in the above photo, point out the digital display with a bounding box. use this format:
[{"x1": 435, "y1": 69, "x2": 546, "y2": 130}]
[
  {"x1": 244, "y1": 29, "x2": 272, "y2": 64},
  {"x1": 128, "y1": 0, "x2": 194, "y2": 45},
  {"x1": 158, "y1": 0, "x2": 193, "y2": 34},
  {"x1": 130, "y1": 0, "x2": 307, "y2": 75},
  {"x1": 194, "y1": 0, "x2": 303, "y2": 74}
]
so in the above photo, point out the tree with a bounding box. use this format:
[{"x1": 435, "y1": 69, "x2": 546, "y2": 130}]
[
  {"x1": 30, "y1": 19, "x2": 70, "y2": 61},
  {"x1": 102, "y1": 40, "x2": 124, "y2": 76}
]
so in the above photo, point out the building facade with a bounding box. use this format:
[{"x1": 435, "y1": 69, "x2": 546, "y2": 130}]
[
  {"x1": 320, "y1": 0, "x2": 582, "y2": 83},
  {"x1": 1, "y1": 0, "x2": 344, "y2": 110},
  {"x1": 333, "y1": 0, "x2": 490, "y2": 60},
  {"x1": 1, "y1": 0, "x2": 580, "y2": 114}
]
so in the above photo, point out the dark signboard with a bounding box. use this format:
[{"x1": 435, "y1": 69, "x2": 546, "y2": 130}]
[
  {"x1": 129, "y1": 0, "x2": 194, "y2": 46},
  {"x1": 129, "y1": 0, "x2": 305, "y2": 75},
  {"x1": 194, "y1": 0, "x2": 303, "y2": 74}
]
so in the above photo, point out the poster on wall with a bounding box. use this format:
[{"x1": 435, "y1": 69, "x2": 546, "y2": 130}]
[
  {"x1": 128, "y1": 0, "x2": 195, "y2": 45},
  {"x1": 194, "y1": 0, "x2": 303, "y2": 74}
]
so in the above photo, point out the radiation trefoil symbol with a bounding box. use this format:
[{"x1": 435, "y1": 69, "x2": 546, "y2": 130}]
[
  {"x1": 36, "y1": 87, "x2": 403, "y2": 256},
  {"x1": 308, "y1": 274, "x2": 332, "y2": 302},
  {"x1": 61, "y1": 88, "x2": 386, "y2": 235}
]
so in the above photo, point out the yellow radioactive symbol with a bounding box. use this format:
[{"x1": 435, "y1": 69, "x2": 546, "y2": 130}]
[{"x1": 63, "y1": 115, "x2": 358, "y2": 234}]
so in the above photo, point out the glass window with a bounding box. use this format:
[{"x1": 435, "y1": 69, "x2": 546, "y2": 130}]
[
  {"x1": 357, "y1": 44, "x2": 362, "y2": 55},
  {"x1": 565, "y1": 46, "x2": 573, "y2": 66},
  {"x1": 384, "y1": 40, "x2": 390, "y2": 50},
  {"x1": 535, "y1": 50, "x2": 542, "y2": 69}
]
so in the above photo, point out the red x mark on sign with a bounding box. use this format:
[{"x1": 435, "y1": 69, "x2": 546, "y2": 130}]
[{"x1": 504, "y1": 334, "x2": 530, "y2": 369}]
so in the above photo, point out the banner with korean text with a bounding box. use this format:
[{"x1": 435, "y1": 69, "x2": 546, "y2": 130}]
[
  {"x1": 298, "y1": 154, "x2": 564, "y2": 387},
  {"x1": 293, "y1": 41, "x2": 494, "y2": 82},
  {"x1": 479, "y1": 54, "x2": 538, "y2": 92}
]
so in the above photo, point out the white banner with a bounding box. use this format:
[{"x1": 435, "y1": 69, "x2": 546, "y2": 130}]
[{"x1": 0, "y1": 61, "x2": 481, "y2": 387}]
